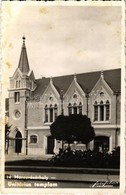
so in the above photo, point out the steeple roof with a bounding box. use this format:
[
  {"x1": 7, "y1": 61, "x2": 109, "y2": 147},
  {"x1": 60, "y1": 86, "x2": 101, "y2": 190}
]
[{"x1": 18, "y1": 36, "x2": 30, "y2": 75}]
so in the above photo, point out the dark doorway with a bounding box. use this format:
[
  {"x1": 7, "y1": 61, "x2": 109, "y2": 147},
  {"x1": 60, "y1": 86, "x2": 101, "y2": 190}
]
[
  {"x1": 94, "y1": 136, "x2": 109, "y2": 152},
  {"x1": 15, "y1": 131, "x2": 22, "y2": 154},
  {"x1": 47, "y1": 136, "x2": 54, "y2": 154}
]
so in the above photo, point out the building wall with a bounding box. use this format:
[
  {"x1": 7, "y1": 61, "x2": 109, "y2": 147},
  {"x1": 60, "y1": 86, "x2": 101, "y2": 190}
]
[{"x1": 7, "y1": 70, "x2": 121, "y2": 156}]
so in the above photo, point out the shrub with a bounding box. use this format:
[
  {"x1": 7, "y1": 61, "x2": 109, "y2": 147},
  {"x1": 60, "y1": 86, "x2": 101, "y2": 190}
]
[{"x1": 49, "y1": 147, "x2": 120, "y2": 169}]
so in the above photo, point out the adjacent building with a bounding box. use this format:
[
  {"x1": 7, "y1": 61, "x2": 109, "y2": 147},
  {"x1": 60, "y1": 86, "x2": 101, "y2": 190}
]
[{"x1": 6, "y1": 37, "x2": 121, "y2": 156}]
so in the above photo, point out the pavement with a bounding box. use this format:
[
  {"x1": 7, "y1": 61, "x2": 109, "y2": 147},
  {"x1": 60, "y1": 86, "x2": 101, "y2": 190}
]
[{"x1": 5, "y1": 154, "x2": 52, "y2": 162}]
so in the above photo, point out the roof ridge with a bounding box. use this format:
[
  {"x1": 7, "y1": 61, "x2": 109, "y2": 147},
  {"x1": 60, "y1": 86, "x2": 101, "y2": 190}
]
[{"x1": 36, "y1": 68, "x2": 121, "y2": 81}]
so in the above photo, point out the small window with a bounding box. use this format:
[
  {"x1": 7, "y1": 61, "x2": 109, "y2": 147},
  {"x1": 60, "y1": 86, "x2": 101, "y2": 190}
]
[
  {"x1": 14, "y1": 92, "x2": 20, "y2": 103},
  {"x1": 73, "y1": 94, "x2": 77, "y2": 99},
  {"x1": 16, "y1": 80, "x2": 21, "y2": 88},
  {"x1": 30, "y1": 135, "x2": 37, "y2": 144}
]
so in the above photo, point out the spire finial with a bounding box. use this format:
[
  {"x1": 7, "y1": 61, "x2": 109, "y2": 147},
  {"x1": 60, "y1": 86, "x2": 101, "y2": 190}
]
[
  {"x1": 101, "y1": 70, "x2": 104, "y2": 79},
  {"x1": 50, "y1": 76, "x2": 53, "y2": 84},
  {"x1": 74, "y1": 73, "x2": 77, "y2": 82},
  {"x1": 22, "y1": 35, "x2": 26, "y2": 47}
]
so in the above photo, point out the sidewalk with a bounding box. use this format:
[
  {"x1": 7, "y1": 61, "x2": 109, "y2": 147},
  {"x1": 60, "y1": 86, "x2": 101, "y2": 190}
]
[{"x1": 5, "y1": 154, "x2": 52, "y2": 162}]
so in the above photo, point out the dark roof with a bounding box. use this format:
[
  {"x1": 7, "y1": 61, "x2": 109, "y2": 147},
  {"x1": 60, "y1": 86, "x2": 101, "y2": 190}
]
[{"x1": 34, "y1": 68, "x2": 121, "y2": 96}]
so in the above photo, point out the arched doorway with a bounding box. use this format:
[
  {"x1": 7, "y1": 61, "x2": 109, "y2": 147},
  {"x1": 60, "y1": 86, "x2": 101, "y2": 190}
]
[
  {"x1": 94, "y1": 136, "x2": 109, "y2": 152},
  {"x1": 15, "y1": 131, "x2": 22, "y2": 154},
  {"x1": 47, "y1": 136, "x2": 54, "y2": 154}
]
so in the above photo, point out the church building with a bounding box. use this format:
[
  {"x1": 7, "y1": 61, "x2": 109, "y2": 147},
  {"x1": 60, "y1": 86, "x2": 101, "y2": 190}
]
[{"x1": 6, "y1": 37, "x2": 121, "y2": 156}]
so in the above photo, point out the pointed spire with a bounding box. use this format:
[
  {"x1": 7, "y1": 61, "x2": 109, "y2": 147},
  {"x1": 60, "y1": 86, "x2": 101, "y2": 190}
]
[{"x1": 18, "y1": 36, "x2": 30, "y2": 75}]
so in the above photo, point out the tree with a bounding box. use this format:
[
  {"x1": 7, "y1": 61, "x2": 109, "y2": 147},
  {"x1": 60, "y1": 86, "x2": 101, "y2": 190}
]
[
  {"x1": 5, "y1": 123, "x2": 11, "y2": 154},
  {"x1": 50, "y1": 114, "x2": 95, "y2": 148}
]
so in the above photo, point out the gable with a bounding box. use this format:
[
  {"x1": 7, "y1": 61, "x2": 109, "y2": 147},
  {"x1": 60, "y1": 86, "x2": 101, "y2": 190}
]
[
  {"x1": 41, "y1": 81, "x2": 60, "y2": 105},
  {"x1": 64, "y1": 79, "x2": 85, "y2": 104},
  {"x1": 90, "y1": 75, "x2": 113, "y2": 104},
  {"x1": 11, "y1": 68, "x2": 22, "y2": 80}
]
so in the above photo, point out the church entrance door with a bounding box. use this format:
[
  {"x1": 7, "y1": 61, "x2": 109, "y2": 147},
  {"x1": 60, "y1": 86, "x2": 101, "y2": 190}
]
[
  {"x1": 47, "y1": 136, "x2": 54, "y2": 154},
  {"x1": 94, "y1": 136, "x2": 109, "y2": 152},
  {"x1": 15, "y1": 131, "x2": 22, "y2": 154}
]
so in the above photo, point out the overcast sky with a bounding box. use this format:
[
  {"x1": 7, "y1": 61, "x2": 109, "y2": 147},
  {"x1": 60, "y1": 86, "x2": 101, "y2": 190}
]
[{"x1": 2, "y1": 2, "x2": 122, "y2": 80}]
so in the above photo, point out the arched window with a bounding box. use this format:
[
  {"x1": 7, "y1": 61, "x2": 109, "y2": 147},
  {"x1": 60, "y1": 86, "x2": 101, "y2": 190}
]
[
  {"x1": 18, "y1": 80, "x2": 21, "y2": 88},
  {"x1": 100, "y1": 101, "x2": 104, "y2": 121},
  {"x1": 44, "y1": 104, "x2": 58, "y2": 123},
  {"x1": 78, "y1": 102, "x2": 82, "y2": 114},
  {"x1": 106, "y1": 100, "x2": 110, "y2": 121},
  {"x1": 73, "y1": 103, "x2": 77, "y2": 114},
  {"x1": 30, "y1": 135, "x2": 37, "y2": 144},
  {"x1": 16, "y1": 81, "x2": 18, "y2": 88},
  {"x1": 44, "y1": 105, "x2": 48, "y2": 122},
  {"x1": 68, "y1": 102, "x2": 83, "y2": 115},
  {"x1": 16, "y1": 80, "x2": 21, "y2": 88},
  {"x1": 68, "y1": 103, "x2": 72, "y2": 115},
  {"x1": 54, "y1": 104, "x2": 58, "y2": 120},
  {"x1": 94, "y1": 101, "x2": 98, "y2": 121},
  {"x1": 93, "y1": 100, "x2": 110, "y2": 122},
  {"x1": 50, "y1": 104, "x2": 53, "y2": 122},
  {"x1": 15, "y1": 130, "x2": 22, "y2": 153}
]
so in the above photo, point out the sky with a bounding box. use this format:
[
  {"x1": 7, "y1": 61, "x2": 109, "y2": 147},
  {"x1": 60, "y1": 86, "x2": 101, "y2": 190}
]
[{"x1": 2, "y1": 2, "x2": 122, "y2": 81}]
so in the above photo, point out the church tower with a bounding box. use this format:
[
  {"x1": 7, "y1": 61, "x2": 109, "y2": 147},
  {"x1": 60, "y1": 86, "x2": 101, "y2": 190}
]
[{"x1": 8, "y1": 37, "x2": 36, "y2": 155}]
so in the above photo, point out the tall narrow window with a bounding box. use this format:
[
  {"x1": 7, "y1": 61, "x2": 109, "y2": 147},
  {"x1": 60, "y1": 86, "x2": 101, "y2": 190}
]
[
  {"x1": 73, "y1": 103, "x2": 77, "y2": 114},
  {"x1": 54, "y1": 104, "x2": 58, "y2": 120},
  {"x1": 78, "y1": 102, "x2": 82, "y2": 114},
  {"x1": 106, "y1": 100, "x2": 110, "y2": 121},
  {"x1": 18, "y1": 80, "x2": 21, "y2": 88},
  {"x1": 94, "y1": 101, "x2": 98, "y2": 121},
  {"x1": 16, "y1": 81, "x2": 18, "y2": 88},
  {"x1": 44, "y1": 105, "x2": 48, "y2": 122},
  {"x1": 50, "y1": 104, "x2": 53, "y2": 122},
  {"x1": 100, "y1": 101, "x2": 104, "y2": 121},
  {"x1": 16, "y1": 80, "x2": 21, "y2": 88},
  {"x1": 14, "y1": 92, "x2": 20, "y2": 103},
  {"x1": 68, "y1": 103, "x2": 72, "y2": 115}
]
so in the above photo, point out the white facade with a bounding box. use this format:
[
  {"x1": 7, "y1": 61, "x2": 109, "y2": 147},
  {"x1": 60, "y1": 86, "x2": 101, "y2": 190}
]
[{"x1": 6, "y1": 38, "x2": 121, "y2": 156}]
